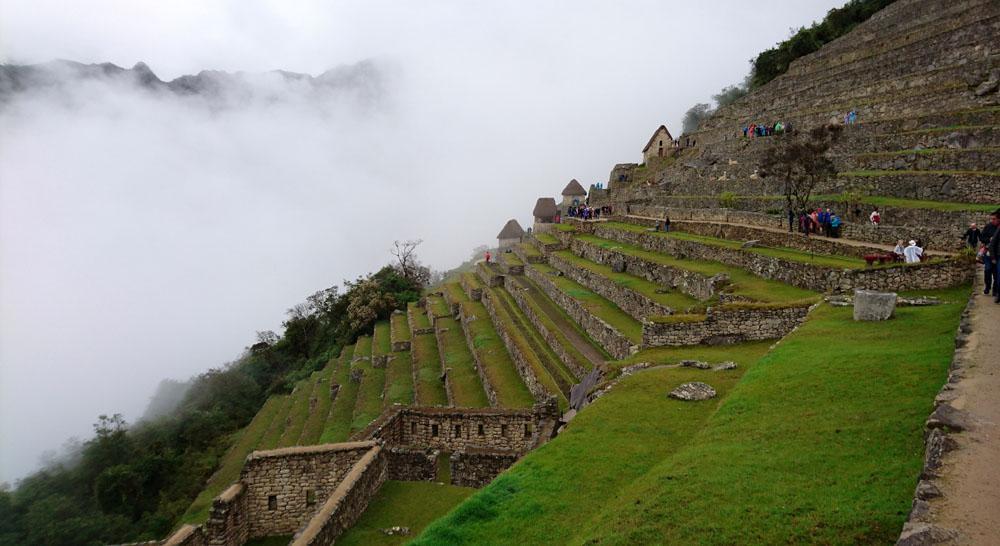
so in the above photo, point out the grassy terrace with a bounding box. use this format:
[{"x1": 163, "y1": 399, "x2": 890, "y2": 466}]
[
  {"x1": 436, "y1": 315, "x2": 490, "y2": 408},
  {"x1": 443, "y1": 282, "x2": 469, "y2": 307},
  {"x1": 426, "y1": 294, "x2": 451, "y2": 319},
  {"x1": 517, "y1": 241, "x2": 543, "y2": 260},
  {"x1": 666, "y1": 193, "x2": 997, "y2": 213},
  {"x1": 337, "y1": 481, "x2": 475, "y2": 546},
  {"x1": 486, "y1": 286, "x2": 574, "y2": 406},
  {"x1": 350, "y1": 333, "x2": 385, "y2": 434},
  {"x1": 534, "y1": 232, "x2": 558, "y2": 245},
  {"x1": 256, "y1": 394, "x2": 294, "y2": 450},
  {"x1": 298, "y1": 352, "x2": 340, "y2": 445},
  {"x1": 530, "y1": 263, "x2": 642, "y2": 343},
  {"x1": 459, "y1": 300, "x2": 535, "y2": 408},
  {"x1": 603, "y1": 221, "x2": 864, "y2": 269},
  {"x1": 853, "y1": 146, "x2": 1000, "y2": 157},
  {"x1": 320, "y1": 345, "x2": 357, "y2": 443},
  {"x1": 353, "y1": 335, "x2": 372, "y2": 361},
  {"x1": 509, "y1": 275, "x2": 607, "y2": 371},
  {"x1": 276, "y1": 372, "x2": 320, "y2": 448},
  {"x1": 408, "y1": 301, "x2": 432, "y2": 331},
  {"x1": 180, "y1": 395, "x2": 288, "y2": 524},
  {"x1": 390, "y1": 312, "x2": 411, "y2": 343},
  {"x1": 417, "y1": 285, "x2": 967, "y2": 544},
  {"x1": 412, "y1": 334, "x2": 448, "y2": 406},
  {"x1": 500, "y1": 251, "x2": 523, "y2": 267},
  {"x1": 385, "y1": 351, "x2": 415, "y2": 407},
  {"x1": 373, "y1": 321, "x2": 391, "y2": 357},
  {"x1": 840, "y1": 169, "x2": 1000, "y2": 177},
  {"x1": 553, "y1": 250, "x2": 703, "y2": 313}
]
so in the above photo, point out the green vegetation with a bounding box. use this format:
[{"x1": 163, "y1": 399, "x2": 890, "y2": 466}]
[
  {"x1": 435, "y1": 316, "x2": 490, "y2": 408},
  {"x1": 390, "y1": 313, "x2": 410, "y2": 344},
  {"x1": 840, "y1": 169, "x2": 1000, "y2": 177},
  {"x1": 604, "y1": 221, "x2": 865, "y2": 269},
  {"x1": 461, "y1": 271, "x2": 483, "y2": 292},
  {"x1": 276, "y1": 372, "x2": 321, "y2": 447},
  {"x1": 354, "y1": 335, "x2": 372, "y2": 360},
  {"x1": 408, "y1": 301, "x2": 431, "y2": 330},
  {"x1": 534, "y1": 233, "x2": 558, "y2": 245},
  {"x1": 298, "y1": 354, "x2": 340, "y2": 445},
  {"x1": 426, "y1": 294, "x2": 451, "y2": 319},
  {"x1": 750, "y1": 0, "x2": 896, "y2": 88},
  {"x1": 459, "y1": 300, "x2": 535, "y2": 408},
  {"x1": 579, "y1": 288, "x2": 968, "y2": 544},
  {"x1": 443, "y1": 282, "x2": 469, "y2": 306},
  {"x1": 385, "y1": 351, "x2": 415, "y2": 407},
  {"x1": 373, "y1": 321, "x2": 391, "y2": 358},
  {"x1": 350, "y1": 359, "x2": 386, "y2": 433},
  {"x1": 337, "y1": 481, "x2": 475, "y2": 546},
  {"x1": 411, "y1": 334, "x2": 448, "y2": 406},
  {"x1": 509, "y1": 276, "x2": 607, "y2": 370},
  {"x1": 813, "y1": 193, "x2": 998, "y2": 212},
  {"x1": 256, "y1": 394, "x2": 294, "y2": 450},
  {"x1": 319, "y1": 345, "x2": 357, "y2": 443},
  {"x1": 531, "y1": 263, "x2": 642, "y2": 343},
  {"x1": 553, "y1": 251, "x2": 702, "y2": 313},
  {"x1": 517, "y1": 242, "x2": 542, "y2": 260},
  {"x1": 500, "y1": 252, "x2": 524, "y2": 267}
]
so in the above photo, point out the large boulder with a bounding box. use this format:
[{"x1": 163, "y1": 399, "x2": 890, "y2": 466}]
[
  {"x1": 668, "y1": 382, "x2": 717, "y2": 401},
  {"x1": 853, "y1": 290, "x2": 897, "y2": 321}
]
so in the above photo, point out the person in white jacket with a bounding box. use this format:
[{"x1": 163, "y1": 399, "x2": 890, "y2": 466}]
[{"x1": 903, "y1": 240, "x2": 923, "y2": 263}]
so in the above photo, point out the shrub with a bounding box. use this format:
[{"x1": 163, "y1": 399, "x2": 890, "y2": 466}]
[{"x1": 719, "y1": 191, "x2": 737, "y2": 209}]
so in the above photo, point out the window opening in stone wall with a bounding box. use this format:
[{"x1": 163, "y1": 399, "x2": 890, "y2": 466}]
[
  {"x1": 478, "y1": 424, "x2": 485, "y2": 436},
  {"x1": 454, "y1": 424, "x2": 461, "y2": 437},
  {"x1": 501, "y1": 424, "x2": 508, "y2": 437},
  {"x1": 411, "y1": 422, "x2": 416, "y2": 434},
  {"x1": 268, "y1": 495, "x2": 277, "y2": 511},
  {"x1": 431, "y1": 424, "x2": 439, "y2": 437},
  {"x1": 525, "y1": 424, "x2": 532, "y2": 438},
  {"x1": 306, "y1": 489, "x2": 316, "y2": 507}
]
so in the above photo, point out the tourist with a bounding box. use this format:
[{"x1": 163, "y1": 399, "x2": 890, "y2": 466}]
[
  {"x1": 799, "y1": 211, "x2": 811, "y2": 237},
  {"x1": 787, "y1": 208, "x2": 795, "y2": 232},
  {"x1": 818, "y1": 208, "x2": 830, "y2": 236},
  {"x1": 485, "y1": 250, "x2": 492, "y2": 264},
  {"x1": 963, "y1": 223, "x2": 981, "y2": 249},
  {"x1": 830, "y1": 213, "x2": 842, "y2": 238},
  {"x1": 893, "y1": 240, "x2": 906, "y2": 261},
  {"x1": 903, "y1": 240, "x2": 923, "y2": 263},
  {"x1": 663, "y1": 215, "x2": 671, "y2": 232},
  {"x1": 982, "y1": 210, "x2": 1000, "y2": 297},
  {"x1": 870, "y1": 207, "x2": 881, "y2": 227},
  {"x1": 916, "y1": 239, "x2": 926, "y2": 262},
  {"x1": 988, "y1": 211, "x2": 1000, "y2": 303},
  {"x1": 810, "y1": 209, "x2": 820, "y2": 234}
]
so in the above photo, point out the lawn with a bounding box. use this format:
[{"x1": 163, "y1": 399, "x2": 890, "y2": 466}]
[
  {"x1": 276, "y1": 371, "x2": 321, "y2": 447},
  {"x1": 336, "y1": 481, "x2": 475, "y2": 546},
  {"x1": 574, "y1": 285, "x2": 969, "y2": 544},
  {"x1": 408, "y1": 302, "x2": 432, "y2": 331},
  {"x1": 436, "y1": 315, "x2": 490, "y2": 408},
  {"x1": 411, "y1": 333, "x2": 448, "y2": 406},
  {"x1": 517, "y1": 241, "x2": 543, "y2": 259},
  {"x1": 459, "y1": 300, "x2": 535, "y2": 408},
  {"x1": 534, "y1": 233, "x2": 558, "y2": 245},
  {"x1": 461, "y1": 271, "x2": 483, "y2": 293},
  {"x1": 390, "y1": 313, "x2": 411, "y2": 344},
  {"x1": 385, "y1": 351, "x2": 415, "y2": 407},
  {"x1": 373, "y1": 321, "x2": 392, "y2": 357},
  {"x1": 444, "y1": 282, "x2": 469, "y2": 306},
  {"x1": 553, "y1": 250, "x2": 703, "y2": 313},
  {"x1": 298, "y1": 352, "x2": 341, "y2": 445},
  {"x1": 320, "y1": 345, "x2": 359, "y2": 443},
  {"x1": 354, "y1": 335, "x2": 373, "y2": 360},
  {"x1": 574, "y1": 233, "x2": 816, "y2": 303},
  {"x1": 531, "y1": 263, "x2": 642, "y2": 343}
]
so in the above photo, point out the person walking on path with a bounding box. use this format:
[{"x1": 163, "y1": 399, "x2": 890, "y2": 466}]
[
  {"x1": 985, "y1": 210, "x2": 1000, "y2": 302},
  {"x1": 830, "y1": 213, "x2": 842, "y2": 238},
  {"x1": 903, "y1": 240, "x2": 923, "y2": 263},
  {"x1": 663, "y1": 215, "x2": 671, "y2": 233},
  {"x1": 964, "y1": 223, "x2": 982, "y2": 249},
  {"x1": 982, "y1": 212, "x2": 999, "y2": 296},
  {"x1": 893, "y1": 240, "x2": 906, "y2": 262}
]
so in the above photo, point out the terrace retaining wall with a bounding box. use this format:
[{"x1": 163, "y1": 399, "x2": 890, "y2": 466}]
[
  {"x1": 456, "y1": 302, "x2": 501, "y2": 408},
  {"x1": 548, "y1": 251, "x2": 676, "y2": 320},
  {"x1": 479, "y1": 287, "x2": 553, "y2": 403},
  {"x1": 450, "y1": 448, "x2": 523, "y2": 488},
  {"x1": 642, "y1": 303, "x2": 813, "y2": 347},
  {"x1": 505, "y1": 279, "x2": 591, "y2": 378}
]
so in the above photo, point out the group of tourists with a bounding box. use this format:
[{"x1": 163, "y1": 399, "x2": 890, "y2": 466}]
[
  {"x1": 969, "y1": 210, "x2": 1000, "y2": 304},
  {"x1": 843, "y1": 110, "x2": 859, "y2": 125},
  {"x1": 789, "y1": 207, "x2": 844, "y2": 238},
  {"x1": 566, "y1": 204, "x2": 612, "y2": 220},
  {"x1": 742, "y1": 121, "x2": 790, "y2": 138},
  {"x1": 893, "y1": 239, "x2": 926, "y2": 264}
]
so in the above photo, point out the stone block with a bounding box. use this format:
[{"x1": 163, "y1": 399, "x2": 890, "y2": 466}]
[{"x1": 853, "y1": 290, "x2": 897, "y2": 321}]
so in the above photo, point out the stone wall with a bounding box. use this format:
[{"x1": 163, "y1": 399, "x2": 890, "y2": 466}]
[
  {"x1": 162, "y1": 525, "x2": 205, "y2": 546},
  {"x1": 592, "y1": 224, "x2": 972, "y2": 293},
  {"x1": 478, "y1": 285, "x2": 553, "y2": 402},
  {"x1": 203, "y1": 483, "x2": 247, "y2": 546},
  {"x1": 526, "y1": 264, "x2": 636, "y2": 359},
  {"x1": 504, "y1": 279, "x2": 590, "y2": 378},
  {"x1": 641, "y1": 302, "x2": 813, "y2": 347},
  {"x1": 291, "y1": 446, "x2": 387, "y2": 546},
  {"x1": 364, "y1": 406, "x2": 547, "y2": 452},
  {"x1": 513, "y1": 241, "x2": 546, "y2": 265},
  {"x1": 407, "y1": 305, "x2": 434, "y2": 336},
  {"x1": 460, "y1": 274, "x2": 483, "y2": 301},
  {"x1": 456, "y1": 302, "x2": 501, "y2": 408},
  {"x1": 531, "y1": 234, "x2": 565, "y2": 254},
  {"x1": 477, "y1": 261, "x2": 504, "y2": 287},
  {"x1": 547, "y1": 251, "x2": 675, "y2": 320},
  {"x1": 241, "y1": 442, "x2": 377, "y2": 539},
  {"x1": 569, "y1": 237, "x2": 724, "y2": 301},
  {"x1": 386, "y1": 447, "x2": 438, "y2": 481},
  {"x1": 450, "y1": 448, "x2": 522, "y2": 488}
]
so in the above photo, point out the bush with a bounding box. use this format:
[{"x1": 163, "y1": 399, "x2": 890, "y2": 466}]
[{"x1": 719, "y1": 192, "x2": 737, "y2": 209}]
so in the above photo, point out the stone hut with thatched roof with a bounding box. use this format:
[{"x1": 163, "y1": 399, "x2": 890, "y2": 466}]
[
  {"x1": 532, "y1": 197, "x2": 558, "y2": 232},
  {"x1": 496, "y1": 219, "x2": 525, "y2": 250},
  {"x1": 642, "y1": 125, "x2": 674, "y2": 163},
  {"x1": 560, "y1": 179, "x2": 587, "y2": 208}
]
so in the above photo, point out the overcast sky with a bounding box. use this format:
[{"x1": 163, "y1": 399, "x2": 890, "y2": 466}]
[{"x1": 0, "y1": 0, "x2": 842, "y2": 483}]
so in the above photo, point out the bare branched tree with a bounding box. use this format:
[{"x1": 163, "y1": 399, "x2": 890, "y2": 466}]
[
  {"x1": 760, "y1": 124, "x2": 842, "y2": 213},
  {"x1": 391, "y1": 239, "x2": 430, "y2": 286}
]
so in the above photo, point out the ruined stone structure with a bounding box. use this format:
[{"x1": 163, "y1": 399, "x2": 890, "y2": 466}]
[
  {"x1": 642, "y1": 125, "x2": 674, "y2": 163},
  {"x1": 497, "y1": 218, "x2": 526, "y2": 250},
  {"x1": 559, "y1": 179, "x2": 587, "y2": 209},
  {"x1": 532, "y1": 197, "x2": 558, "y2": 231}
]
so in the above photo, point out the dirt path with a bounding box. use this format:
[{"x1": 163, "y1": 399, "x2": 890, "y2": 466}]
[
  {"x1": 930, "y1": 273, "x2": 1000, "y2": 544},
  {"x1": 623, "y1": 214, "x2": 958, "y2": 257}
]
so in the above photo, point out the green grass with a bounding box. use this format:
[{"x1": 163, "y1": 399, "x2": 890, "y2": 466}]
[
  {"x1": 534, "y1": 233, "x2": 558, "y2": 245},
  {"x1": 436, "y1": 316, "x2": 490, "y2": 408},
  {"x1": 603, "y1": 221, "x2": 865, "y2": 269},
  {"x1": 385, "y1": 351, "x2": 415, "y2": 407},
  {"x1": 531, "y1": 263, "x2": 642, "y2": 343},
  {"x1": 444, "y1": 282, "x2": 469, "y2": 306},
  {"x1": 373, "y1": 321, "x2": 391, "y2": 357},
  {"x1": 256, "y1": 393, "x2": 294, "y2": 450},
  {"x1": 574, "y1": 234, "x2": 816, "y2": 303},
  {"x1": 354, "y1": 335, "x2": 373, "y2": 360},
  {"x1": 614, "y1": 341, "x2": 772, "y2": 371},
  {"x1": 350, "y1": 359, "x2": 386, "y2": 434},
  {"x1": 854, "y1": 146, "x2": 1000, "y2": 157},
  {"x1": 411, "y1": 333, "x2": 448, "y2": 406},
  {"x1": 461, "y1": 271, "x2": 483, "y2": 292},
  {"x1": 553, "y1": 250, "x2": 702, "y2": 313},
  {"x1": 390, "y1": 312, "x2": 411, "y2": 343},
  {"x1": 459, "y1": 300, "x2": 535, "y2": 408},
  {"x1": 320, "y1": 345, "x2": 359, "y2": 443},
  {"x1": 179, "y1": 395, "x2": 287, "y2": 524},
  {"x1": 511, "y1": 277, "x2": 606, "y2": 371},
  {"x1": 299, "y1": 350, "x2": 342, "y2": 445},
  {"x1": 574, "y1": 286, "x2": 969, "y2": 544},
  {"x1": 336, "y1": 481, "x2": 475, "y2": 546},
  {"x1": 486, "y1": 287, "x2": 574, "y2": 406},
  {"x1": 427, "y1": 295, "x2": 451, "y2": 319},
  {"x1": 500, "y1": 252, "x2": 524, "y2": 266},
  {"x1": 276, "y1": 371, "x2": 321, "y2": 448},
  {"x1": 554, "y1": 224, "x2": 576, "y2": 232},
  {"x1": 408, "y1": 302, "x2": 432, "y2": 331},
  {"x1": 517, "y1": 241, "x2": 543, "y2": 259},
  {"x1": 811, "y1": 193, "x2": 998, "y2": 213},
  {"x1": 413, "y1": 359, "x2": 759, "y2": 545}
]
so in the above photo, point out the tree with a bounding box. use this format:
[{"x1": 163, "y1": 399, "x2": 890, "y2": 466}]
[
  {"x1": 391, "y1": 239, "x2": 429, "y2": 286},
  {"x1": 682, "y1": 103, "x2": 714, "y2": 133},
  {"x1": 760, "y1": 124, "x2": 842, "y2": 213}
]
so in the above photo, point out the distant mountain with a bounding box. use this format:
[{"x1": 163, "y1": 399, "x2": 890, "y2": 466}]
[{"x1": 0, "y1": 59, "x2": 387, "y2": 107}]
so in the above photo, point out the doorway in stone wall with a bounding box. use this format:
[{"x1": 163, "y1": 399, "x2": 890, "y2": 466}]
[{"x1": 436, "y1": 452, "x2": 451, "y2": 484}]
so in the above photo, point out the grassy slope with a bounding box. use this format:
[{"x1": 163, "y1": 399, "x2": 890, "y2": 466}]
[
  {"x1": 576, "y1": 286, "x2": 969, "y2": 544},
  {"x1": 385, "y1": 350, "x2": 415, "y2": 407},
  {"x1": 391, "y1": 312, "x2": 411, "y2": 343},
  {"x1": 553, "y1": 250, "x2": 702, "y2": 313},
  {"x1": 256, "y1": 393, "x2": 294, "y2": 450},
  {"x1": 298, "y1": 351, "x2": 340, "y2": 445},
  {"x1": 575, "y1": 233, "x2": 816, "y2": 303},
  {"x1": 336, "y1": 481, "x2": 475, "y2": 546},
  {"x1": 351, "y1": 333, "x2": 386, "y2": 433},
  {"x1": 276, "y1": 372, "x2": 320, "y2": 448},
  {"x1": 531, "y1": 263, "x2": 642, "y2": 343},
  {"x1": 319, "y1": 345, "x2": 357, "y2": 443},
  {"x1": 408, "y1": 301, "x2": 432, "y2": 330},
  {"x1": 412, "y1": 333, "x2": 448, "y2": 406},
  {"x1": 436, "y1": 315, "x2": 490, "y2": 408},
  {"x1": 373, "y1": 321, "x2": 391, "y2": 357},
  {"x1": 459, "y1": 300, "x2": 535, "y2": 408},
  {"x1": 412, "y1": 358, "x2": 763, "y2": 545},
  {"x1": 510, "y1": 276, "x2": 605, "y2": 370}
]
